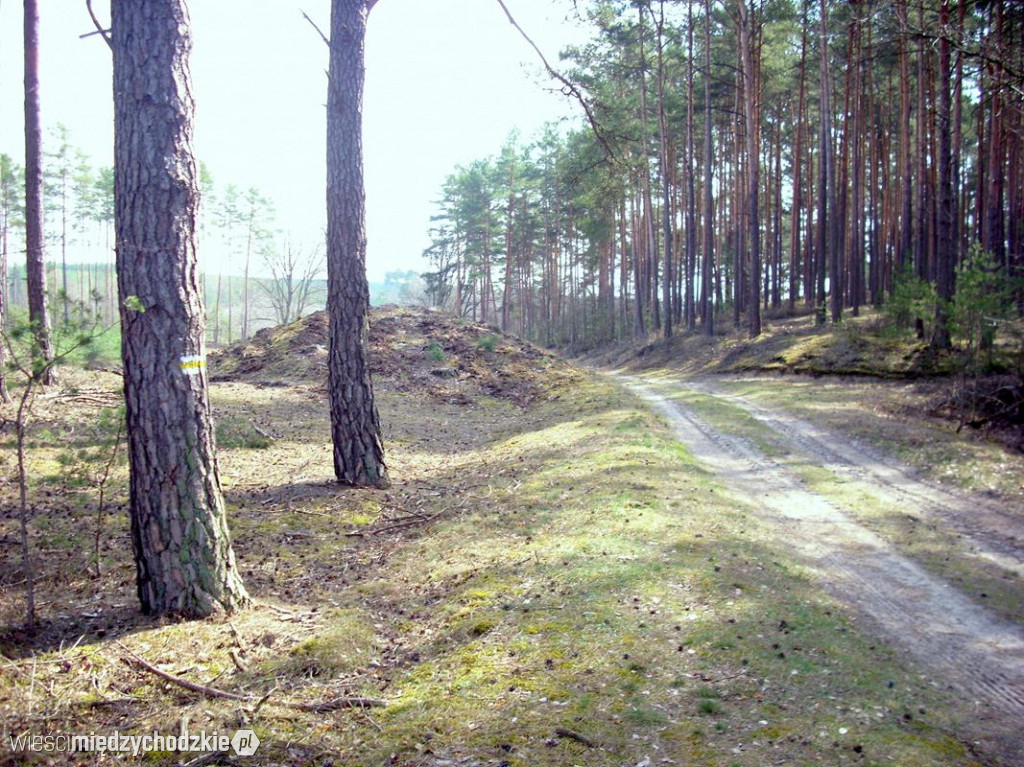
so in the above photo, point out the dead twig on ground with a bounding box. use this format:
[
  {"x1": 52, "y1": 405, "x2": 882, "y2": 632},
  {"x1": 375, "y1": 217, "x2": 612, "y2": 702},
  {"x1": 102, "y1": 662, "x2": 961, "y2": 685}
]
[
  {"x1": 344, "y1": 505, "x2": 465, "y2": 537},
  {"x1": 118, "y1": 641, "x2": 387, "y2": 712},
  {"x1": 179, "y1": 751, "x2": 237, "y2": 767},
  {"x1": 554, "y1": 727, "x2": 598, "y2": 747},
  {"x1": 117, "y1": 642, "x2": 250, "y2": 702},
  {"x1": 74, "y1": 696, "x2": 140, "y2": 708},
  {"x1": 228, "y1": 648, "x2": 248, "y2": 673},
  {"x1": 290, "y1": 696, "x2": 387, "y2": 712}
]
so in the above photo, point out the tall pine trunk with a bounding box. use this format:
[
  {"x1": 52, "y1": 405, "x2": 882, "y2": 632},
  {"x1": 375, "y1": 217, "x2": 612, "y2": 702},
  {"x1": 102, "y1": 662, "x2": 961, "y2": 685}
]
[
  {"x1": 932, "y1": 0, "x2": 955, "y2": 349},
  {"x1": 738, "y1": 0, "x2": 761, "y2": 338},
  {"x1": 654, "y1": 1, "x2": 673, "y2": 339},
  {"x1": 326, "y1": 0, "x2": 388, "y2": 488},
  {"x1": 112, "y1": 0, "x2": 249, "y2": 617},
  {"x1": 789, "y1": 4, "x2": 807, "y2": 314},
  {"x1": 702, "y1": 0, "x2": 715, "y2": 336},
  {"x1": 819, "y1": 0, "x2": 840, "y2": 323},
  {"x1": 23, "y1": 0, "x2": 55, "y2": 383},
  {"x1": 897, "y1": 0, "x2": 913, "y2": 274},
  {"x1": 685, "y1": 0, "x2": 697, "y2": 330}
]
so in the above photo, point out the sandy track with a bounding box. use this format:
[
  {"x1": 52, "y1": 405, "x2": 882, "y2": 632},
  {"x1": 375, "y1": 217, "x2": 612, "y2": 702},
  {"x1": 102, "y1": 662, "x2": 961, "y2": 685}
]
[{"x1": 622, "y1": 374, "x2": 1024, "y2": 761}]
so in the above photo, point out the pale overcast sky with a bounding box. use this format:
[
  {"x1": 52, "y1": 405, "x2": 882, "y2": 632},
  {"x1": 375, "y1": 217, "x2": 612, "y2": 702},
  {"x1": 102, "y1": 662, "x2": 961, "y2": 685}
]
[{"x1": 0, "y1": 0, "x2": 583, "y2": 281}]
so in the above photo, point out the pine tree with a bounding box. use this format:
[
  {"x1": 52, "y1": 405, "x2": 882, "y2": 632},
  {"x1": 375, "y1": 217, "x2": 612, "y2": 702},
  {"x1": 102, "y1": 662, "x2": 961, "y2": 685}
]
[
  {"x1": 326, "y1": 0, "x2": 389, "y2": 487},
  {"x1": 112, "y1": 0, "x2": 250, "y2": 616}
]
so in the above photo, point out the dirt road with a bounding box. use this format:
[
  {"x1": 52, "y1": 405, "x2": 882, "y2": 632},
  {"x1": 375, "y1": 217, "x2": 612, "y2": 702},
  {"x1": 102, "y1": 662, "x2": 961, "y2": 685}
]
[{"x1": 623, "y1": 374, "x2": 1024, "y2": 762}]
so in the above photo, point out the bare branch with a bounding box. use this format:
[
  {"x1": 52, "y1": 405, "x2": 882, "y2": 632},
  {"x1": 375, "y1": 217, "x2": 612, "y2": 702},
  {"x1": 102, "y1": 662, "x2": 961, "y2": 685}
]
[
  {"x1": 493, "y1": 0, "x2": 618, "y2": 162},
  {"x1": 291, "y1": 696, "x2": 387, "y2": 712},
  {"x1": 908, "y1": 28, "x2": 1024, "y2": 94},
  {"x1": 118, "y1": 642, "x2": 251, "y2": 702},
  {"x1": 301, "y1": 9, "x2": 330, "y2": 47},
  {"x1": 84, "y1": 0, "x2": 112, "y2": 51},
  {"x1": 119, "y1": 640, "x2": 388, "y2": 712}
]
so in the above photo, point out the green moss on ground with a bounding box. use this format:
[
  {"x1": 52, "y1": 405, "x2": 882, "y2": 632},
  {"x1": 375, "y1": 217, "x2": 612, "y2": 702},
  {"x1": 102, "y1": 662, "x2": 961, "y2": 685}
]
[{"x1": 0, "y1": 312, "x2": 989, "y2": 767}]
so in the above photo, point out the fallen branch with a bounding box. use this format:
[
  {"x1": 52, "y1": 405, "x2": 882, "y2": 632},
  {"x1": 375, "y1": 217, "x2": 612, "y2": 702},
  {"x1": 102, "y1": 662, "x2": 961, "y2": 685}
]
[
  {"x1": 290, "y1": 696, "x2": 387, "y2": 712},
  {"x1": 251, "y1": 505, "x2": 332, "y2": 519},
  {"x1": 554, "y1": 727, "x2": 598, "y2": 747},
  {"x1": 118, "y1": 641, "x2": 387, "y2": 712},
  {"x1": 344, "y1": 515, "x2": 435, "y2": 536},
  {"x1": 74, "y1": 697, "x2": 140, "y2": 708},
  {"x1": 250, "y1": 422, "x2": 271, "y2": 439},
  {"x1": 344, "y1": 506, "x2": 461, "y2": 537},
  {"x1": 228, "y1": 648, "x2": 249, "y2": 673},
  {"x1": 179, "y1": 751, "x2": 236, "y2": 767},
  {"x1": 117, "y1": 642, "x2": 250, "y2": 702}
]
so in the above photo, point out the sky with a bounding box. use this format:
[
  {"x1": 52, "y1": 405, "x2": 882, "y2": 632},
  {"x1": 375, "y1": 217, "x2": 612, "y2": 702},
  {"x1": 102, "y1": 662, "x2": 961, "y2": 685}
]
[{"x1": 0, "y1": 0, "x2": 585, "y2": 281}]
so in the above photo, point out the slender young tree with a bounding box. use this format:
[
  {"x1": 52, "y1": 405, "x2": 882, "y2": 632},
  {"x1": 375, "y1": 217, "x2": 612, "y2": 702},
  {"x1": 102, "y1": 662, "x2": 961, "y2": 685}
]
[
  {"x1": 23, "y1": 0, "x2": 55, "y2": 383},
  {"x1": 326, "y1": 0, "x2": 389, "y2": 487},
  {"x1": 112, "y1": 0, "x2": 249, "y2": 616}
]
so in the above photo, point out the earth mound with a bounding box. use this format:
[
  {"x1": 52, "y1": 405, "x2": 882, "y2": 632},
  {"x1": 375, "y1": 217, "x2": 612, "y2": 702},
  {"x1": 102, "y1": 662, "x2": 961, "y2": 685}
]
[{"x1": 209, "y1": 305, "x2": 580, "y2": 405}]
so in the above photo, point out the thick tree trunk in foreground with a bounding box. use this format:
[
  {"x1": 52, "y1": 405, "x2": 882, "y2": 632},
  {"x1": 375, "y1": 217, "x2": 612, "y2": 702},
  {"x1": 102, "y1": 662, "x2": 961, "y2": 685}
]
[
  {"x1": 23, "y1": 0, "x2": 55, "y2": 382},
  {"x1": 326, "y1": 0, "x2": 389, "y2": 488},
  {"x1": 112, "y1": 0, "x2": 249, "y2": 616}
]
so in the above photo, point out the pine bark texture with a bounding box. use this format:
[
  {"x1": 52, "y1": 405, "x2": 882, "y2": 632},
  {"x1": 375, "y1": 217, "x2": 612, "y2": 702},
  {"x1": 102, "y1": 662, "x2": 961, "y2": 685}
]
[
  {"x1": 23, "y1": 0, "x2": 55, "y2": 381},
  {"x1": 112, "y1": 0, "x2": 249, "y2": 617},
  {"x1": 701, "y1": 0, "x2": 715, "y2": 336},
  {"x1": 932, "y1": 0, "x2": 955, "y2": 349},
  {"x1": 326, "y1": 0, "x2": 389, "y2": 488},
  {"x1": 738, "y1": 0, "x2": 761, "y2": 338}
]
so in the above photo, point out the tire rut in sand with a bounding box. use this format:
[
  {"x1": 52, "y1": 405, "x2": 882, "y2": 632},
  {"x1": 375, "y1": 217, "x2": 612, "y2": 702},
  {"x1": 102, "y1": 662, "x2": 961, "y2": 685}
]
[{"x1": 623, "y1": 375, "x2": 1024, "y2": 759}]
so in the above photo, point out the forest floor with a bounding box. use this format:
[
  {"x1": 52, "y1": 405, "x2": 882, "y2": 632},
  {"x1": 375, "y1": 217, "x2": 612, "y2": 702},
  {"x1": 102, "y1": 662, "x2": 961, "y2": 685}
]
[{"x1": 1, "y1": 306, "x2": 1022, "y2": 766}]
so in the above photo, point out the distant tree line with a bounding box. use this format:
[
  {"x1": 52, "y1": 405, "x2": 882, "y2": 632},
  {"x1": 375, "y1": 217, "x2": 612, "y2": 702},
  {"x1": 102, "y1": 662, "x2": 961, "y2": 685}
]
[
  {"x1": 2, "y1": 137, "x2": 325, "y2": 345},
  {"x1": 422, "y1": 0, "x2": 1023, "y2": 350}
]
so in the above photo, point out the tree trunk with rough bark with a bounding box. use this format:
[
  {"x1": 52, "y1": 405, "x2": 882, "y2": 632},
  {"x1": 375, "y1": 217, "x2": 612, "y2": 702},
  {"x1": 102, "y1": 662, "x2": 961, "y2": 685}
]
[
  {"x1": 932, "y1": 0, "x2": 954, "y2": 349},
  {"x1": 653, "y1": 0, "x2": 673, "y2": 340},
  {"x1": 23, "y1": 0, "x2": 55, "y2": 383},
  {"x1": 738, "y1": 0, "x2": 761, "y2": 338},
  {"x1": 817, "y1": 0, "x2": 835, "y2": 324},
  {"x1": 897, "y1": 1, "x2": 913, "y2": 274},
  {"x1": 112, "y1": 0, "x2": 249, "y2": 617},
  {"x1": 326, "y1": 0, "x2": 389, "y2": 488},
  {"x1": 702, "y1": 0, "x2": 715, "y2": 336},
  {"x1": 789, "y1": 4, "x2": 806, "y2": 314}
]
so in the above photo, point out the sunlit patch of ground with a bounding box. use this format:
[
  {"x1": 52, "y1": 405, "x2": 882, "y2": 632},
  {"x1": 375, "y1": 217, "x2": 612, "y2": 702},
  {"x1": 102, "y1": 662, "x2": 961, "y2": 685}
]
[{"x1": 0, "y1": 313, "x2": 989, "y2": 766}]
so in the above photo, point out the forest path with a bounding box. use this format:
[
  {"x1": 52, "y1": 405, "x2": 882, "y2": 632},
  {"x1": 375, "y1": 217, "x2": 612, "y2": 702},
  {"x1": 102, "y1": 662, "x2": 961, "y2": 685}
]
[{"x1": 621, "y1": 373, "x2": 1024, "y2": 760}]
